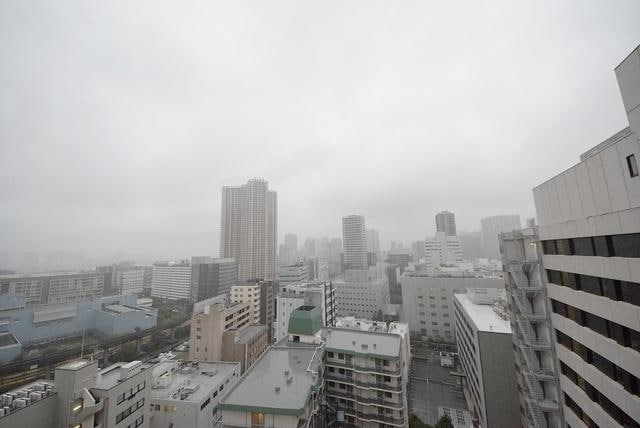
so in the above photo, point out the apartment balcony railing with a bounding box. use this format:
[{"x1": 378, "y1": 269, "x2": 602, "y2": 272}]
[
  {"x1": 325, "y1": 388, "x2": 404, "y2": 410},
  {"x1": 344, "y1": 409, "x2": 407, "y2": 427},
  {"x1": 325, "y1": 373, "x2": 403, "y2": 392},
  {"x1": 325, "y1": 359, "x2": 401, "y2": 376}
]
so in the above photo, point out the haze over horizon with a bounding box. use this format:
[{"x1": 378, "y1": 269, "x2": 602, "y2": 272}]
[{"x1": 2, "y1": 1, "x2": 640, "y2": 261}]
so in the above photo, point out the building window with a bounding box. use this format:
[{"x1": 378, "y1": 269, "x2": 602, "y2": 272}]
[
  {"x1": 251, "y1": 412, "x2": 265, "y2": 427},
  {"x1": 627, "y1": 154, "x2": 639, "y2": 177}
]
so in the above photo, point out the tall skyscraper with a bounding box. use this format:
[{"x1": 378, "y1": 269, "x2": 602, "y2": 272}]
[
  {"x1": 220, "y1": 178, "x2": 277, "y2": 281},
  {"x1": 341, "y1": 215, "x2": 367, "y2": 270},
  {"x1": 481, "y1": 215, "x2": 521, "y2": 259},
  {"x1": 531, "y1": 47, "x2": 640, "y2": 428},
  {"x1": 435, "y1": 210, "x2": 457, "y2": 236},
  {"x1": 365, "y1": 228, "x2": 380, "y2": 254},
  {"x1": 283, "y1": 233, "x2": 298, "y2": 265}
]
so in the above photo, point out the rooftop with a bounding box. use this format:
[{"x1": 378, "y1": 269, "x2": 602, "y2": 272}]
[
  {"x1": 454, "y1": 293, "x2": 511, "y2": 334},
  {"x1": 150, "y1": 361, "x2": 239, "y2": 403},
  {"x1": 220, "y1": 341, "x2": 322, "y2": 416},
  {"x1": 323, "y1": 327, "x2": 401, "y2": 359},
  {"x1": 95, "y1": 361, "x2": 153, "y2": 390},
  {"x1": 234, "y1": 325, "x2": 267, "y2": 344}
]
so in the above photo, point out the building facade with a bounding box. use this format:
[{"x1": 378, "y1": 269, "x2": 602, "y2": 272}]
[
  {"x1": 400, "y1": 271, "x2": 503, "y2": 342},
  {"x1": 277, "y1": 262, "x2": 308, "y2": 286},
  {"x1": 453, "y1": 289, "x2": 520, "y2": 428},
  {"x1": 342, "y1": 215, "x2": 368, "y2": 270},
  {"x1": 151, "y1": 262, "x2": 192, "y2": 301},
  {"x1": 275, "y1": 281, "x2": 336, "y2": 342},
  {"x1": 335, "y1": 267, "x2": 390, "y2": 319},
  {"x1": 424, "y1": 232, "x2": 463, "y2": 269},
  {"x1": 435, "y1": 210, "x2": 457, "y2": 236},
  {"x1": 0, "y1": 271, "x2": 104, "y2": 306},
  {"x1": 190, "y1": 257, "x2": 236, "y2": 303},
  {"x1": 219, "y1": 178, "x2": 277, "y2": 282},
  {"x1": 532, "y1": 46, "x2": 640, "y2": 428},
  {"x1": 501, "y1": 228, "x2": 564, "y2": 428},
  {"x1": 230, "y1": 284, "x2": 261, "y2": 325}
]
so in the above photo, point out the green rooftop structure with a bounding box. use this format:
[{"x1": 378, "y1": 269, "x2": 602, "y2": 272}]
[{"x1": 287, "y1": 305, "x2": 322, "y2": 336}]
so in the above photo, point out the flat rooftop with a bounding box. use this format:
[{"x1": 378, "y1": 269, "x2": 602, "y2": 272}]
[
  {"x1": 220, "y1": 341, "x2": 321, "y2": 415},
  {"x1": 235, "y1": 325, "x2": 266, "y2": 344},
  {"x1": 454, "y1": 294, "x2": 511, "y2": 334},
  {"x1": 150, "y1": 361, "x2": 239, "y2": 403},
  {"x1": 95, "y1": 361, "x2": 153, "y2": 390},
  {"x1": 323, "y1": 327, "x2": 401, "y2": 359}
]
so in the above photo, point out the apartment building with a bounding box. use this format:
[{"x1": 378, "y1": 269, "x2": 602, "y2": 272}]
[
  {"x1": 116, "y1": 269, "x2": 145, "y2": 296},
  {"x1": 424, "y1": 232, "x2": 463, "y2": 269},
  {"x1": 501, "y1": 228, "x2": 564, "y2": 428},
  {"x1": 532, "y1": 46, "x2": 640, "y2": 428},
  {"x1": 0, "y1": 271, "x2": 104, "y2": 305},
  {"x1": 220, "y1": 178, "x2": 277, "y2": 282},
  {"x1": 275, "y1": 281, "x2": 336, "y2": 341},
  {"x1": 230, "y1": 284, "x2": 261, "y2": 325},
  {"x1": 0, "y1": 359, "x2": 152, "y2": 428},
  {"x1": 149, "y1": 360, "x2": 240, "y2": 428},
  {"x1": 453, "y1": 288, "x2": 519, "y2": 428},
  {"x1": 151, "y1": 261, "x2": 192, "y2": 301},
  {"x1": 401, "y1": 270, "x2": 503, "y2": 342},
  {"x1": 324, "y1": 323, "x2": 410, "y2": 427}
]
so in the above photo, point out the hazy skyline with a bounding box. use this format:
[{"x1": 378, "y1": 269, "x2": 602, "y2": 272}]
[{"x1": 2, "y1": 1, "x2": 640, "y2": 260}]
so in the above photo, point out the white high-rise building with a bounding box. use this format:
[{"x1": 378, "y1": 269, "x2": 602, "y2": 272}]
[
  {"x1": 366, "y1": 228, "x2": 380, "y2": 254},
  {"x1": 424, "y1": 231, "x2": 463, "y2": 269},
  {"x1": 532, "y1": 46, "x2": 640, "y2": 428},
  {"x1": 151, "y1": 261, "x2": 192, "y2": 301},
  {"x1": 281, "y1": 233, "x2": 298, "y2": 265},
  {"x1": 435, "y1": 210, "x2": 457, "y2": 236},
  {"x1": 220, "y1": 179, "x2": 277, "y2": 281},
  {"x1": 342, "y1": 215, "x2": 367, "y2": 270}
]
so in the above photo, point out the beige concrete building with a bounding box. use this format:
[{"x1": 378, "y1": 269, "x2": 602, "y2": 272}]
[
  {"x1": 221, "y1": 325, "x2": 268, "y2": 373},
  {"x1": 230, "y1": 283, "x2": 261, "y2": 325}
]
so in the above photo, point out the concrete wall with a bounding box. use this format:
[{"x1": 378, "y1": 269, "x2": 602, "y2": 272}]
[
  {"x1": 478, "y1": 331, "x2": 520, "y2": 428},
  {"x1": 0, "y1": 394, "x2": 58, "y2": 428}
]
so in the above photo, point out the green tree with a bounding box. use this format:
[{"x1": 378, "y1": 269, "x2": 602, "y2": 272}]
[
  {"x1": 116, "y1": 343, "x2": 138, "y2": 361},
  {"x1": 409, "y1": 414, "x2": 430, "y2": 428},
  {"x1": 435, "y1": 415, "x2": 454, "y2": 428}
]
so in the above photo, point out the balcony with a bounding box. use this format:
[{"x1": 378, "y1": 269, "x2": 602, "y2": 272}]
[
  {"x1": 325, "y1": 388, "x2": 404, "y2": 410},
  {"x1": 344, "y1": 409, "x2": 406, "y2": 427},
  {"x1": 325, "y1": 358, "x2": 401, "y2": 376},
  {"x1": 326, "y1": 373, "x2": 403, "y2": 392}
]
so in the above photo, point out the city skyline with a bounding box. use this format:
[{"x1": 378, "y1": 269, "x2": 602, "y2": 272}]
[{"x1": 2, "y1": 2, "x2": 640, "y2": 260}]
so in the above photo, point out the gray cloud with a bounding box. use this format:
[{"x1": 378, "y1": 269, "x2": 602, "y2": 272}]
[{"x1": 1, "y1": 1, "x2": 640, "y2": 261}]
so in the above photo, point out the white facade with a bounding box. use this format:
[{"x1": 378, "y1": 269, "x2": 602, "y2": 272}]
[
  {"x1": 342, "y1": 215, "x2": 368, "y2": 270},
  {"x1": 424, "y1": 232, "x2": 463, "y2": 269},
  {"x1": 277, "y1": 262, "x2": 308, "y2": 286},
  {"x1": 149, "y1": 360, "x2": 240, "y2": 428},
  {"x1": 532, "y1": 47, "x2": 640, "y2": 428},
  {"x1": 230, "y1": 284, "x2": 261, "y2": 325},
  {"x1": 400, "y1": 271, "x2": 503, "y2": 342},
  {"x1": 220, "y1": 179, "x2": 277, "y2": 282},
  {"x1": 335, "y1": 268, "x2": 390, "y2": 319},
  {"x1": 481, "y1": 215, "x2": 521, "y2": 259},
  {"x1": 275, "y1": 281, "x2": 336, "y2": 341},
  {"x1": 116, "y1": 269, "x2": 145, "y2": 296},
  {"x1": 151, "y1": 263, "x2": 192, "y2": 301},
  {"x1": 281, "y1": 233, "x2": 298, "y2": 266}
]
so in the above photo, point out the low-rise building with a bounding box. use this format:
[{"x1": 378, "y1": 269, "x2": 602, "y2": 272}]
[
  {"x1": 401, "y1": 270, "x2": 503, "y2": 342},
  {"x1": 149, "y1": 360, "x2": 240, "y2": 428},
  {"x1": 0, "y1": 271, "x2": 105, "y2": 305},
  {"x1": 424, "y1": 232, "x2": 463, "y2": 269},
  {"x1": 221, "y1": 325, "x2": 268, "y2": 373},
  {"x1": 0, "y1": 294, "x2": 157, "y2": 362},
  {"x1": 0, "y1": 359, "x2": 152, "y2": 428},
  {"x1": 453, "y1": 289, "x2": 519, "y2": 428}
]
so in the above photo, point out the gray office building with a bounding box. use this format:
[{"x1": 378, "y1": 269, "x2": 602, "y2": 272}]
[
  {"x1": 190, "y1": 257, "x2": 237, "y2": 303},
  {"x1": 480, "y1": 215, "x2": 521, "y2": 259}
]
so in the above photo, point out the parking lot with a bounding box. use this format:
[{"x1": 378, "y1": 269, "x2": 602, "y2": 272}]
[{"x1": 409, "y1": 352, "x2": 467, "y2": 425}]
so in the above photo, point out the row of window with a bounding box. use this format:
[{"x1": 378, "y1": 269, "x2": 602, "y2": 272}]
[
  {"x1": 541, "y1": 233, "x2": 640, "y2": 258},
  {"x1": 115, "y1": 398, "x2": 144, "y2": 424},
  {"x1": 561, "y1": 364, "x2": 639, "y2": 428},
  {"x1": 556, "y1": 330, "x2": 639, "y2": 396},
  {"x1": 563, "y1": 393, "x2": 598, "y2": 428},
  {"x1": 124, "y1": 415, "x2": 144, "y2": 428},
  {"x1": 547, "y1": 269, "x2": 640, "y2": 307},
  {"x1": 551, "y1": 300, "x2": 640, "y2": 353},
  {"x1": 116, "y1": 381, "x2": 146, "y2": 405}
]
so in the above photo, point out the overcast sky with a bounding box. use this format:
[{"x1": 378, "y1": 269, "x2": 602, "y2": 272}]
[{"x1": 1, "y1": 1, "x2": 640, "y2": 261}]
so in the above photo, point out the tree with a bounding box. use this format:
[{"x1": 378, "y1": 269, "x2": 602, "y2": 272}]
[
  {"x1": 434, "y1": 415, "x2": 454, "y2": 428},
  {"x1": 116, "y1": 343, "x2": 138, "y2": 361},
  {"x1": 409, "y1": 414, "x2": 430, "y2": 428}
]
